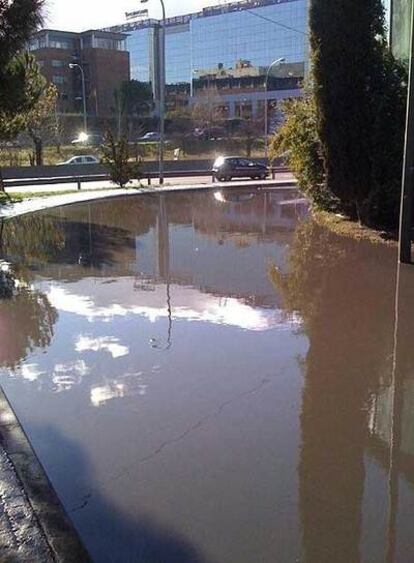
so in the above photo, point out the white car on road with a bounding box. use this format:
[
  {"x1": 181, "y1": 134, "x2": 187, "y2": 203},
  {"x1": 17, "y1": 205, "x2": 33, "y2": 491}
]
[{"x1": 58, "y1": 155, "x2": 100, "y2": 165}]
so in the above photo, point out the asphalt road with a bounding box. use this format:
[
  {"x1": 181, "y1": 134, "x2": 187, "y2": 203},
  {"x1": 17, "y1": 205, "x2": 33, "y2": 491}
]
[{"x1": 5, "y1": 173, "x2": 295, "y2": 194}]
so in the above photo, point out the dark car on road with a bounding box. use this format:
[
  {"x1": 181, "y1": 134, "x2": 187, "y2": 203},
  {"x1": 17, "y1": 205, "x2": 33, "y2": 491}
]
[
  {"x1": 212, "y1": 156, "x2": 268, "y2": 182},
  {"x1": 138, "y1": 131, "x2": 160, "y2": 142}
]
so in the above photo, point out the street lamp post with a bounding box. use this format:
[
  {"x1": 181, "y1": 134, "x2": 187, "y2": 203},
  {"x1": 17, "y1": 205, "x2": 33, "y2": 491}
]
[
  {"x1": 68, "y1": 63, "x2": 87, "y2": 135},
  {"x1": 141, "y1": 0, "x2": 166, "y2": 185},
  {"x1": 264, "y1": 57, "x2": 285, "y2": 159}
]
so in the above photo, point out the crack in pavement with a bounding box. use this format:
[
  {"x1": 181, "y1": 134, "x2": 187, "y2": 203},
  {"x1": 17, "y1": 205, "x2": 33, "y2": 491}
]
[
  {"x1": 70, "y1": 492, "x2": 93, "y2": 513},
  {"x1": 137, "y1": 374, "x2": 273, "y2": 464},
  {"x1": 69, "y1": 370, "x2": 283, "y2": 512}
]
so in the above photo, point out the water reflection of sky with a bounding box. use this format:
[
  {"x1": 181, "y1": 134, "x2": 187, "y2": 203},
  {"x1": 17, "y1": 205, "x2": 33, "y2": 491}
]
[{"x1": 11, "y1": 275, "x2": 301, "y2": 401}]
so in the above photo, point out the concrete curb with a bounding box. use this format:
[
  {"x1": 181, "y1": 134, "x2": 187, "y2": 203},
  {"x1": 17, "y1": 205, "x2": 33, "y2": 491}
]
[
  {"x1": 0, "y1": 388, "x2": 91, "y2": 561},
  {"x1": 0, "y1": 178, "x2": 298, "y2": 219}
]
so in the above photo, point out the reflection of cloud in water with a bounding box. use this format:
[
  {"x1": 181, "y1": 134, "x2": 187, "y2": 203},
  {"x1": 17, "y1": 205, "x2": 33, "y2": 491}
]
[
  {"x1": 52, "y1": 360, "x2": 90, "y2": 393},
  {"x1": 90, "y1": 372, "x2": 147, "y2": 407},
  {"x1": 48, "y1": 283, "x2": 299, "y2": 332},
  {"x1": 19, "y1": 363, "x2": 46, "y2": 382},
  {"x1": 75, "y1": 335, "x2": 129, "y2": 358},
  {"x1": 14, "y1": 359, "x2": 91, "y2": 392}
]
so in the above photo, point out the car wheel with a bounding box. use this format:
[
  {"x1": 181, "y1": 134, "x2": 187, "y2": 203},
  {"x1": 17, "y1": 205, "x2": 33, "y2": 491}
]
[
  {"x1": 260, "y1": 174, "x2": 267, "y2": 180},
  {"x1": 225, "y1": 176, "x2": 232, "y2": 182}
]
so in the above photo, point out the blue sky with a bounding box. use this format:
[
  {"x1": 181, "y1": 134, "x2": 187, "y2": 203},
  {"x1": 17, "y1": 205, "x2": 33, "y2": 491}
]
[{"x1": 45, "y1": 0, "x2": 211, "y2": 31}]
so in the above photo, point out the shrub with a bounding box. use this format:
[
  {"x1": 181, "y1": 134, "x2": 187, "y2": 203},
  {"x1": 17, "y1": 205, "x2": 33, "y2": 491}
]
[
  {"x1": 270, "y1": 94, "x2": 336, "y2": 211},
  {"x1": 101, "y1": 130, "x2": 141, "y2": 188}
]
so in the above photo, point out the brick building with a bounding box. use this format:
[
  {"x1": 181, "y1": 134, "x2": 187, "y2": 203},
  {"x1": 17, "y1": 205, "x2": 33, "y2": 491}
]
[{"x1": 28, "y1": 29, "x2": 130, "y2": 118}]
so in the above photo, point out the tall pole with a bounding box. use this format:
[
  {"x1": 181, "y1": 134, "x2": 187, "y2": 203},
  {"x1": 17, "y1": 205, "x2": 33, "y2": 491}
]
[
  {"x1": 80, "y1": 65, "x2": 87, "y2": 135},
  {"x1": 264, "y1": 58, "x2": 285, "y2": 159},
  {"x1": 399, "y1": 2, "x2": 414, "y2": 264},
  {"x1": 159, "y1": 0, "x2": 166, "y2": 185},
  {"x1": 69, "y1": 63, "x2": 87, "y2": 135},
  {"x1": 140, "y1": 0, "x2": 165, "y2": 184}
]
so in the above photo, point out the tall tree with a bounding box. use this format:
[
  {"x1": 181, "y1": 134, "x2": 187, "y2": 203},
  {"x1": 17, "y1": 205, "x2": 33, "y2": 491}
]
[
  {"x1": 0, "y1": 0, "x2": 44, "y2": 127},
  {"x1": 25, "y1": 84, "x2": 58, "y2": 166},
  {"x1": 119, "y1": 80, "x2": 153, "y2": 116},
  {"x1": 310, "y1": 0, "x2": 406, "y2": 222},
  {"x1": 0, "y1": 0, "x2": 45, "y2": 187}
]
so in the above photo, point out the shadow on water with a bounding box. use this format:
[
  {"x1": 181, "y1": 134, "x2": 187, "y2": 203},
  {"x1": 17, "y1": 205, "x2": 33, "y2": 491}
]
[
  {"x1": 273, "y1": 219, "x2": 414, "y2": 563},
  {"x1": 31, "y1": 423, "x2": 212, "y2": 563}
]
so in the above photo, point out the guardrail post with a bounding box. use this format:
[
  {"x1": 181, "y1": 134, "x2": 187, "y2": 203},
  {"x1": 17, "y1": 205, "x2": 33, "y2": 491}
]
[
  {"x1": 77, "y1": 180, "x2": 81, "y2": 190},
  {"x1": 147, "y1": 175, "x2": 151, "y2": 186}
]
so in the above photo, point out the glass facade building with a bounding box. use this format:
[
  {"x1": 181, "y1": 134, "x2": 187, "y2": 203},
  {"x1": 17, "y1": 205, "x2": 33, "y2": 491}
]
[
  {"x1": 108, "y1": 0, "x2": 308, "y2": 115},
  {"x1": 190, "y1": 1, "x2": 307, "y2": 83}
]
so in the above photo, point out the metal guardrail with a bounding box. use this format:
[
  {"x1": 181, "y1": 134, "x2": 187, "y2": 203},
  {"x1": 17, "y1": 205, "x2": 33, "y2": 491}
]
[{"x1": 3, "y1": 167, "x2": 290, "y2": 190}]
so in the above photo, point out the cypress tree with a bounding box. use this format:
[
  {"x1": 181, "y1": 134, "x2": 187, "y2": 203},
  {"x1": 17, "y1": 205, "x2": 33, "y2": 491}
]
[
  {"x1": 309, "y1": 0, "x2": 392, "y2": 219},
  {"x1": 0, "y1": 1, "x2": 44, "y2": 189},
  {"x1": 0, "y1": 0, "x2": 44, "y2": 117}
]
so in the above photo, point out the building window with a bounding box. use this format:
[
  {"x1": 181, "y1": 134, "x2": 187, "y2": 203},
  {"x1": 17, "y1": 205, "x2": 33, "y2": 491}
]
[
  {"x1": 52, "y1": 75, "x2": 67, "y2": 85},
  {"x1": 49, "y1": 40, "x2": 70, "y2": 50},
  {"x1": 93, "y1": 37, "x2": 125, "y2": 51},
  {"x1": 52, "y1": 59, "x2": 64, "y2": 68},
  {"x1": 28, "y1": 37, "x2": 47, "y2": 51}
]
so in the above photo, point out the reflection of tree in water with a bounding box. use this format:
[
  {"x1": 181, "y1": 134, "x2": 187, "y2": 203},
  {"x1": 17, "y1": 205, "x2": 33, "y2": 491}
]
[
  {"x1": 272, "y1": 220, "x2": 397, "y2": 563},
  {"x1": 0, "y1": 215, "x2": 63, "y2": 368},
  {"x1": 0, "y1": 215, "x2": 65, "y2": 267},
  {"x1": 0, "y1": 281, "x2": 58, "y2": 369},
  {"x1": 42, "y1": 199, "x2": 158, "y2": 271},
  {"x1": 0, "y1": 208, "x2": 138, "y2": 273}
]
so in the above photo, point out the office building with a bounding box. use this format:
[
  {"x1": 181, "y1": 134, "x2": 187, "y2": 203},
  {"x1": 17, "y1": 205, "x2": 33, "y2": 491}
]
[
  {"x1": 108, "y1": 0, "x2": 308, "y2": 118},
  {"x1": 28, "y1": 29, "x2": 130, "y2": 118}
]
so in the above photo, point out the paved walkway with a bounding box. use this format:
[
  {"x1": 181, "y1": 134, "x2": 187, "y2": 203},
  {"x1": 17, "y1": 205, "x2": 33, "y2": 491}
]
[
  {"x1": 0, "y1": 388, "x2": 90, "y2": 562},
  {"x1": 0, "y1": 448, "x2": 53, "y2": 562}
]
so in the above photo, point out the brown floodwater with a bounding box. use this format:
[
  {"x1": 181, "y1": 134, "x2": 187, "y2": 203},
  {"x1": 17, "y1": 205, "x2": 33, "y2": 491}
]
[{"x1": 0, "y1": 187, "x2": 413, "y2": 563}]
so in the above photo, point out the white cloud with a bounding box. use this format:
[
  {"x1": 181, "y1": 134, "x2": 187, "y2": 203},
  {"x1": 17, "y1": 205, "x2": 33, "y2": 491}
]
[
  {"x1": 18, "y1": 363, "x2": 46, "y2": 382},
  {"x1": 47, "y1": 283, "x2": 298, "y2": 331},
  {"x1": 90, "y1": 372, "x2": 147, "y2": 407},
  {"x1": 75, "y1": 335, "x2": 129, "y2": 358},
  {"x1": 52, "y1": 360, "x2": 90, "y2": 392}
]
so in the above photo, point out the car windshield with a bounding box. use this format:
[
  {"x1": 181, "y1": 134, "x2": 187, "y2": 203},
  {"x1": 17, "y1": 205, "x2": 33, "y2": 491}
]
[{"x1": 213, "y1": 156, "x2": 225, "y2": 167}]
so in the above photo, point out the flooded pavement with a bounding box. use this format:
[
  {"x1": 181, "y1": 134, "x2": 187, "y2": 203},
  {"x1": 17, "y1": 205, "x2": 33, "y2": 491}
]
[{"x1": 0, "y1": 187, "x2": 413, "y2": 562}]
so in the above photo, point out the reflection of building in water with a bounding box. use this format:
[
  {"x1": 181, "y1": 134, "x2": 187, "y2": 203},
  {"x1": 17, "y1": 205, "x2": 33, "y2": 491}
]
[
  {"x1": 369, "y1": 379, "x2": 414, "y2": 481},
  {"x1": 200, "y1": 191, "x2": 308, "y2": 235},
  {"x1": 136, "y1": 190, "x2": 306, "y2": 310}
]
